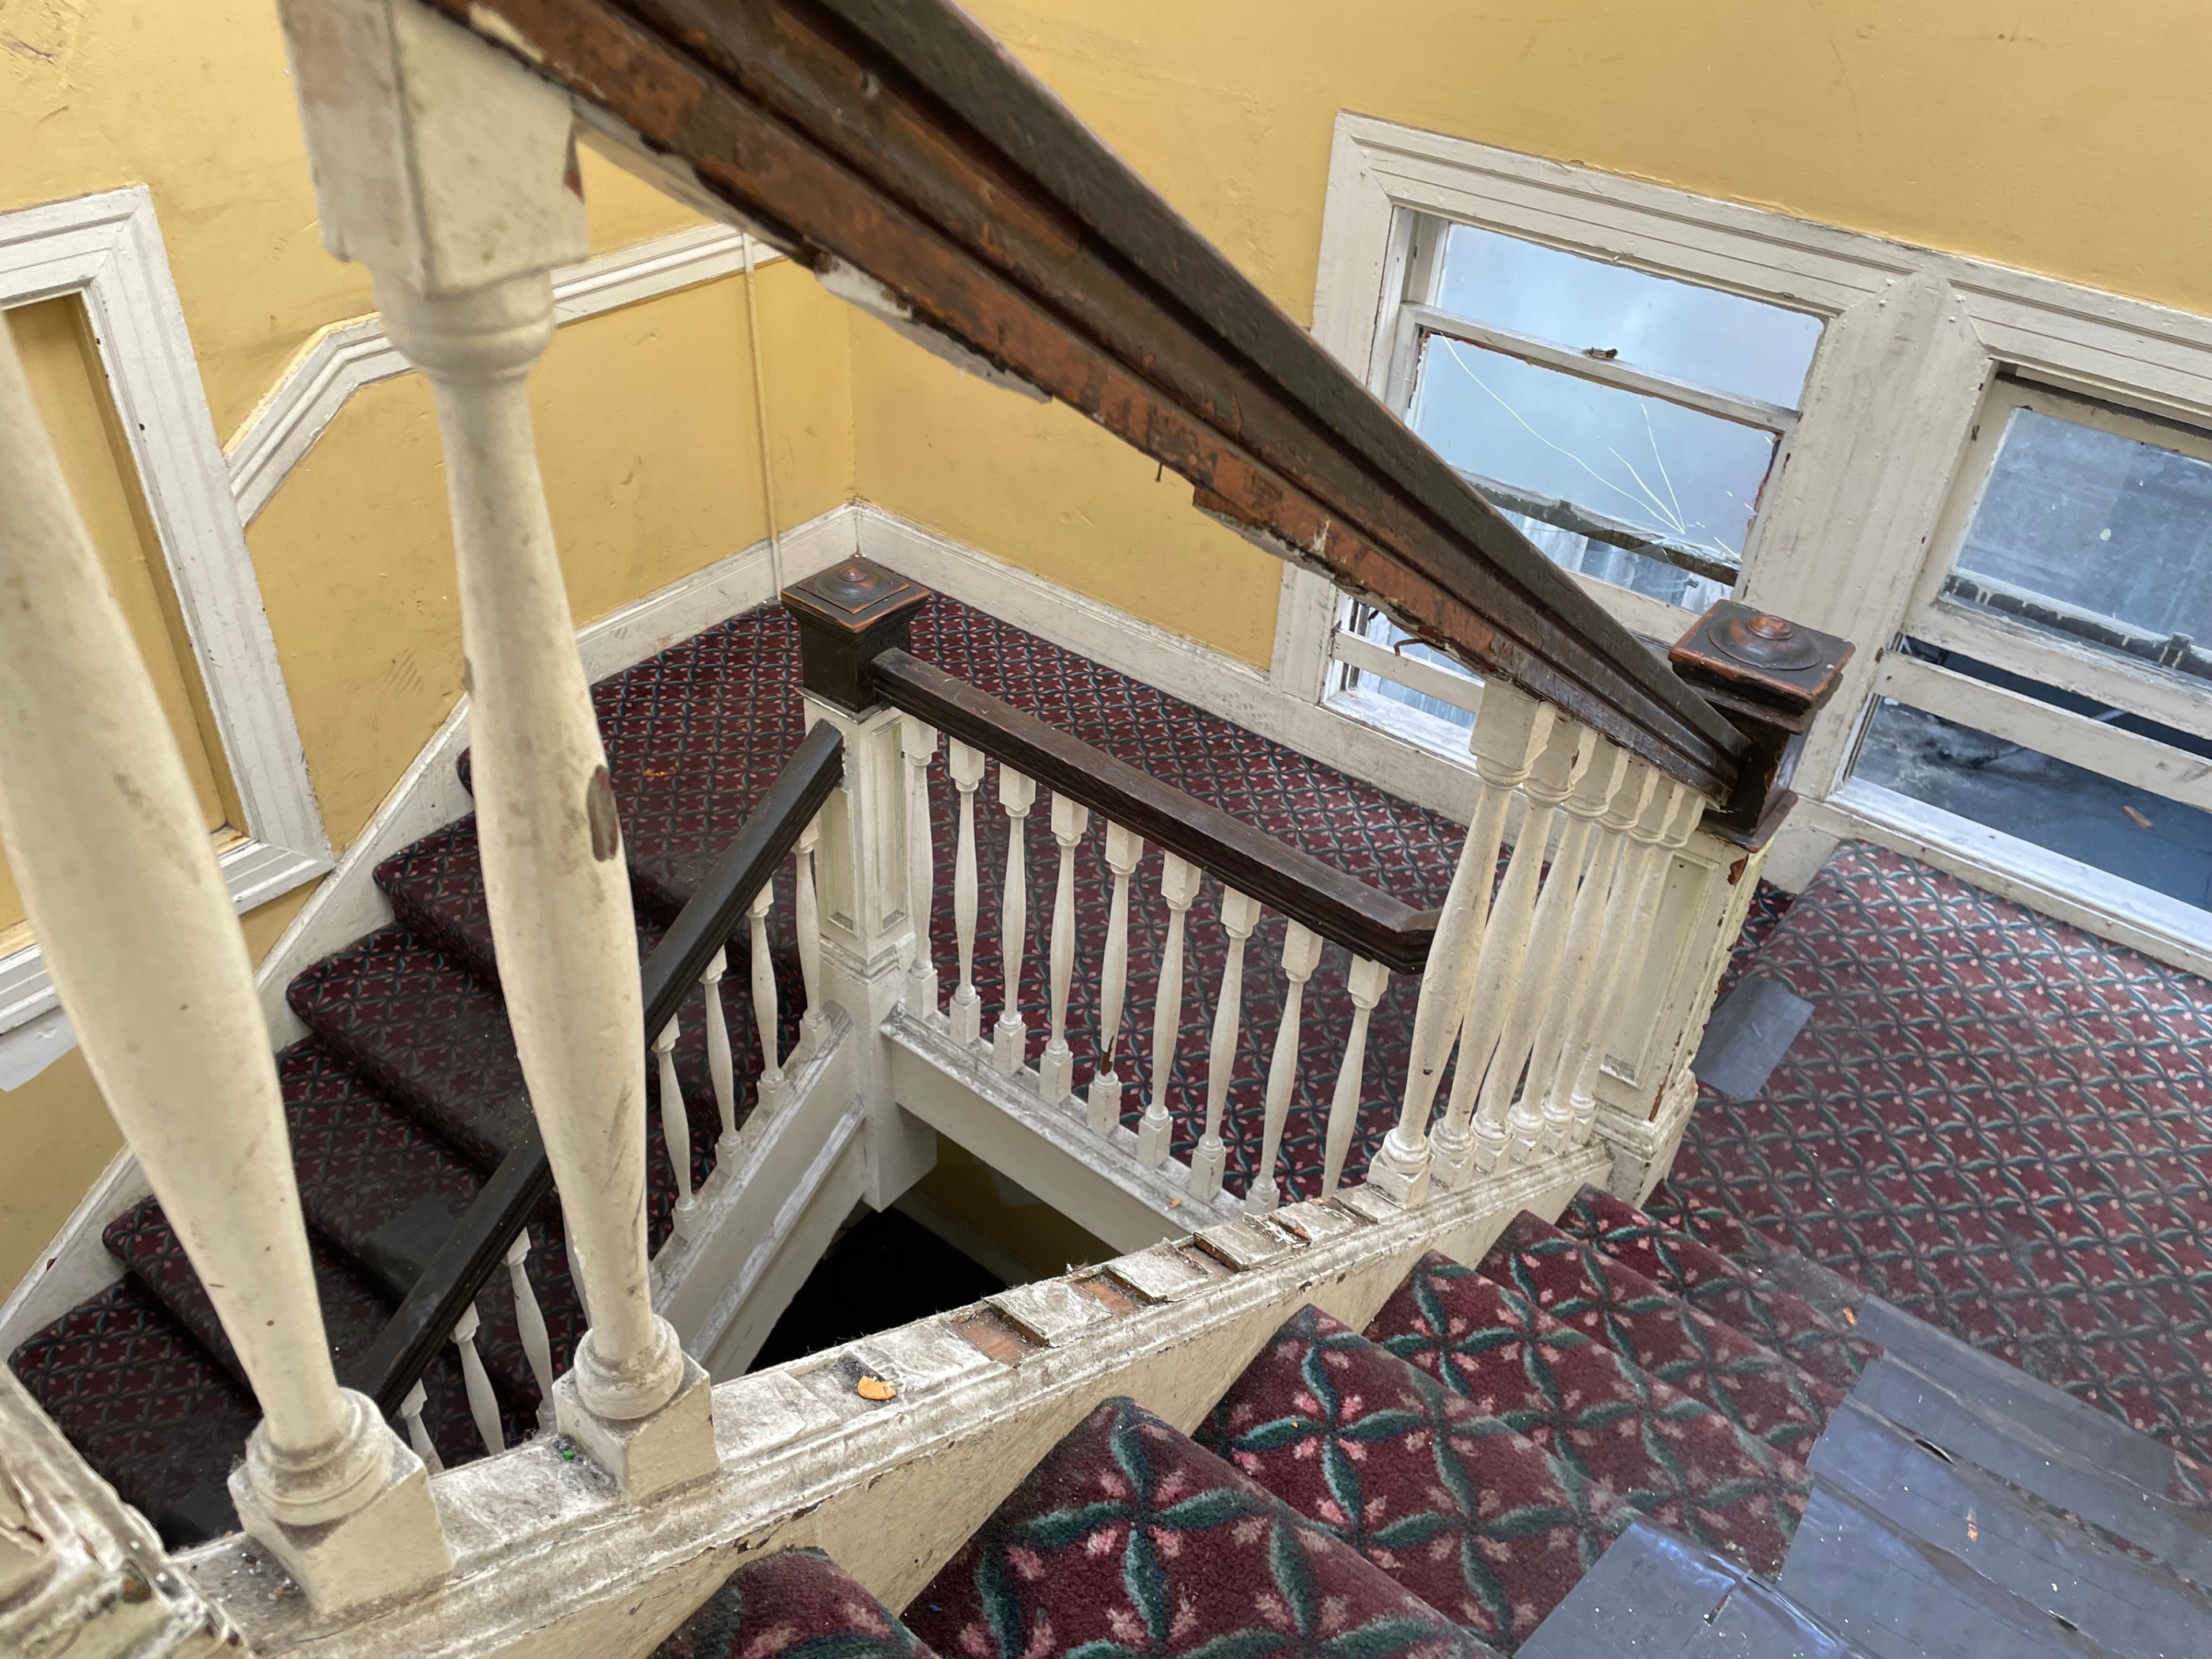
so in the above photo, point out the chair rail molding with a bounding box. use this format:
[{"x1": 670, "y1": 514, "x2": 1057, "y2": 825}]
[
  {"x1": 0, "y1": 185, "x2": 331, "y2": 1047},
  {"x1": 225, "y1": 223, "x2": 783, "y2": 524}
]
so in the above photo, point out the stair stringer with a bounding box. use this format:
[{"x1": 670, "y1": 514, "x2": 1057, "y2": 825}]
[{"x1": 181, "y1": 1145, "x2": 1608, "y2": 1659}]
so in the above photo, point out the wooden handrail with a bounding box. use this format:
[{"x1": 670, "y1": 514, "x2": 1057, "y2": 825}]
[
  {"x1": 412, "y1": 0, "x2": 1749, "y2": 802},
  {"x1": 873, "y1": 649, "x2": 1437, "y2": 975},
  {"x1": 350, "y1": 722, "x2": 845, "y2": 1419}
]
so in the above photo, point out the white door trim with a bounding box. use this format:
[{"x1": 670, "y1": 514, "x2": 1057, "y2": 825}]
[{"x1": 0, "y1": 186, "x2": 332, "y2": 1037}]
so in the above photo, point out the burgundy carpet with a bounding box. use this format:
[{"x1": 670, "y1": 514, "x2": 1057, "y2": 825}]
[{"x1": 1673, "y1": 839, "x2": 2212, "y2": 1467}]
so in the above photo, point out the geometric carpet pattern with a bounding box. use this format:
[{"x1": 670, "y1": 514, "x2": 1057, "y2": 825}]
[{"x1": 1672, "y1": 839, "x2": 2212, "y2": 1467}]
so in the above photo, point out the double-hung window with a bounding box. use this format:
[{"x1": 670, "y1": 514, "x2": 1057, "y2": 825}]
[{"x1": 1330, "y1": 215, "x2": 1823, "y2": 744}]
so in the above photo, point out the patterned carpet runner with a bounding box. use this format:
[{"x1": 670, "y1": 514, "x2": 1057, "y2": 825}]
[{"x1": 1671, "y1": 840, "x2": 2212, "y2": 1468}]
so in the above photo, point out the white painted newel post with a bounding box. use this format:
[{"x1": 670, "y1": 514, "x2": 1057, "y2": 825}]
[
  {"x1": 0, "y1": 321, "x2": 449, "y2": 1611},
  {"x1": 278, "y1": 0, "x2": 715, "y2": 1497}
]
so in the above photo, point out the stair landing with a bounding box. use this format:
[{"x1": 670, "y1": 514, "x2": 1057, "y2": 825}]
[{"x1": 1673, "y1": 839, "x2": 2212, "y2": 1470}]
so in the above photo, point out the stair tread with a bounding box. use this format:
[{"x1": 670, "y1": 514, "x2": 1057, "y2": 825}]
[
  {"x1": 1367, "y1": 1251, "x2": 1810, "y2": 1577},
  {"x1": 1480, "y1": 1210, "x2": 1842, "y2": 1461},
  {"x1": 1562, "y1": 1186, "x2": 1878, "y2": 1393},
  {"x1": 1806, "y1": 1399, "x2": 2212, "y2": 1657},
  {"x1": 654, "y1": 1546, "x2": 941, "y2": 1659},
  {"x1": 376, "y1": 815, "x2": 502, "y2": 987},
  {"x1": 903, "y1": 1395, "x2": 1505, "y2": 1659},
  {"x1": 1777, "y1": 1482, "x2": 2124, "y2": 1658},
  {"x1": 103, "y1": 1194, "x2": 528, "y2": 1467},
  {"x1": 7, "y1": 1277, "x2": 255, "y2": 1548},
  {"x1": 1851, "y1": 1356, "x2": 2212, "y2": 1585},
  {"x1": 1198, "y1": 1304, "x2": 1630, "y2": 1654},
  {"x1": 1517, "y1": 1516, "x2": 1865, "y2": 1659}
]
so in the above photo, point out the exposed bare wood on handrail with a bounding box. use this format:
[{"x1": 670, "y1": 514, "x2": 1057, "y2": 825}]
[
  {"x1": 874, "y1": 649, "x2": 1438, "y2": 975},
  {"x1": 410, "y1": 0, "x2": 1749, "y2": 801}
]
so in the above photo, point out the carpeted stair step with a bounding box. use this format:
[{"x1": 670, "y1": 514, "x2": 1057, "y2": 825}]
[
  {"x1": 1776, "y1": 1481, "x2": 2122, "y2": 1658},
  {"x1": 1516, "y1": 1516, "x2": 1866, "y2": 1659},
  {"x1": 1561, "y1": 1185, "x2": 1878, "y2": 1393},
  {"x1": 902, "y1": 1395, "x2": 1506, "y2": 1659},
  {"x1": 1366, "y1": 1251, "x2": 1811, "y2": 1575},
  {"x1": 1645, "y1": 1180, "x2": 1755, "y2": 1262},
  {"x1": 376, "y1": 815, "x2": 503, "y2": 987},
  {"x1": 1478, "y1": 1210, "x2": 1842, "y2": 1460},
  {"x1": 1851, "y1": 1356, "x2": 2212, "y2": 1588},
  {"x1": 654, "y1": 1545, "x2": 941, "y2": 1659},
  {"x1": 1804, "y1": 1400, "x2": 2212, "y2": 1657},
  {"x1": 102, "y1": 1195, "x2": 519, "y2": 1468},
  {"x1": 1196, "y1": 1304, "x2": 1630, "y2": 1654},
  {"x1": 7, "y1": 1277, "x2": 257, "y2": 1548},
  {"x1": 286, "y1": 922, "x2": 737, "y2": 1249}
]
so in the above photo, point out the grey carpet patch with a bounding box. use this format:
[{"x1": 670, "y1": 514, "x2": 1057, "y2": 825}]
[{"x1": 1694, "y1": 973, "x2": 1815, "y2": 1100}]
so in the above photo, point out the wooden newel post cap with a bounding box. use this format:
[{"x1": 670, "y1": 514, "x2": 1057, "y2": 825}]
[
  {"x1": 1670, "y1": 600, "x2": 1856, "y2": 846},
  {"x1": 782, "y1": 558, "x2": 933, "y2": 712}
]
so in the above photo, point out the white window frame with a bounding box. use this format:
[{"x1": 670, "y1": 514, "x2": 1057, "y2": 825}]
[
  {"x1": 0, "y1": 187, "x2": 331, "y2": 1038},
  {"x1": 1292, "y1": 112, "x2": 2212, "y2": 980}
]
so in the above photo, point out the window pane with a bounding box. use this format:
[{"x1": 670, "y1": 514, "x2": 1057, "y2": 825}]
[
  {"x1": 1950, "y1": 406, "x2": 2212, "y2": 679},
  {"x1": 1853, "y1": 695, "x2": 2212, "y2": 911},
  {"x1": 1339, "y1": 607, "x2": 1476, "y2": 731},
  {"x1": 1409, "y1": 333, "x2": 1777, "y2": 558},
  {"x1": 1434, "y1": 223, "x2": 1823, "y2": 408},
  {"x1": 1508, "y1": 513, "x2": 1728, "y2": 613}
]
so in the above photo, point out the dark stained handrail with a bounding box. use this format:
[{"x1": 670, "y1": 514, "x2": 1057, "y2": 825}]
[
  {"x1": 413, "y1": 0, "x2": 1749, "y2": 802},
  {"x1": 874, "y1": 649, "x2": 1438, "y2": 975},
  {"x1": 351, "y1": 721, "x2": 846, "y2": 1419}
]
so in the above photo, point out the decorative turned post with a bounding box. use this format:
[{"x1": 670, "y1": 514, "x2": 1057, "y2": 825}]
[
  {"x1": 506, "y1": 1228, "x2": 558, "y2": 1434},
  {"x1": 900, "y1": 715, "x2": 942, "y2": 1016},
  {"x1": 1039, "y1": 794, "x2": 1091, "y2": 1104},
  {"x1": 1135, "y1": 852, "x2": 1201, "y2": 1168},
  {"x1": 452, "y1": 1305, "x2": 505, "y2": 1456},
  {"x1": 700, "y1": 948, "x2": 739, "y2": 1156},
  {"x1": 1086, "y1": 821, "x2": 1144, "y2": 1135},
  {"x1": 1321, "y1": 957, "x2": 1388, "y2": 1196},
  {"x1": 1440, "y1": 718, "x2": 1591, "y2": 1183},
  {"x1": 0, "y1": 320, "x2": 448, "y2": 1611},
  {"x1": 1496, "y1": 741, "x2": 1628, "y2": 1166},
  {"x1": 781, "y1": 557, "x2": 937, "y2": 1207},
  {"x1": 1188, "y1": 887, "x2": 1261, "y2": 1203},
  {"x1": 992, "y1": 768, "x2": 1039, "y2": 1074},
  {"x1": 793, "y1": 817, "x2": 827, "y2": 1052},
  {"x1": 278, "y1": 0, "x2": 711, "y2": 1497},
  {"x1": 1528, "y1": 763, "x2": 1660, "y2": 1152},
  {"x1": 1245, "y1": 921, "x2": 1323, "y2": 1215},
  {"x1": 748, "y1": 878, "x2": 786, "y2": 1113},
  {"x1": 947, "y1": 739, "x2": 987, "y2": 1046},
  {"x1": 1365, "y1": 683, "x2": 1553, "y2": 1208},
  {"x1": 653, "y1": 1015, "x2": 698, "y2": 1238}
]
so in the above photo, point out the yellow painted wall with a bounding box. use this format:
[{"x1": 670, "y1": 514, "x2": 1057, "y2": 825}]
[{"x1": 853, "y1": 0, "x2": 2212, "y2": 663}]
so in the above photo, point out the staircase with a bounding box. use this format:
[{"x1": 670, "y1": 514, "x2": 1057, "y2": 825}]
[{"x1": 654, "y1": 1183, "x2": 2212, "y2": 1659}]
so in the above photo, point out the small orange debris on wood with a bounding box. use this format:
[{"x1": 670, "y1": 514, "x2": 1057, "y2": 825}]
[
  {"x1": 855, "y1": 1373, "x2": 897, "y2": 1401},
  {"x1": 2125, "y1": 805, "x2": 2154, "y2": 830}
]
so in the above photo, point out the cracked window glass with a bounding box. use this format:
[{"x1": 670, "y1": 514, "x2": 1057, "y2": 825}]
[
  {"x1": 1949, "y1": 402, "x2": 2212, "y2": 685},
  {"x1": 1435, "y1": 224, "x2": 1823, "y2": 408}
]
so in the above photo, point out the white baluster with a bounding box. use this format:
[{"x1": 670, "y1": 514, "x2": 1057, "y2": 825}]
[
  {"x1": 948, "y1": 740, "x2": 987, "y2": 1047},
  {"x1": 278, "y1": 0, "x2": 710, "y2": 1499},
  {"x1": 505, "y1": 1229, "x2": 558, "y2": 1435},
  {"x1": 901, "y1": 715, "x2": 941, "y2": 1016},
  {"x1": 1528, "y1": 762, "x2": 1660, "y2": 1153},
  {"x1": 1321, "y1": 957, "x2": 1388, "y2": 1196},
  {"x1": 700, "y1": 948, "x2": 738, "y2": 1158},
  {"x1": 1086, "y1": 822, "x2": 1144, "y2": 1136},
  {"x1": 1135, "y1": 853, "x2": 1202, "y2": 1168},
  {"x1": 1436, "y1": 719, "x2": 1591, "y2": 1184},
  {"x1": 450, "y1": 1305, "x2": 505, "y2": 1457},
  {"x1": 794, "y1": 815, "x2": 825, "y2": 1052},
  {"x1": 749, "y1": 878, "x2": 785, "y2": 1112},
  {"x1": 1245, "y1": 921, "x2": 1323, "y2": 1215},
  {"x1": 399, "y1": 1382, "x2": 444, "y2": 1477},
  {"x1": 1568, "y1": 783, "x2": 1705, "y2": 1145},
  {"x1": 1039, "y1": 794, "x2": 1092, "y2": 1104},
  {"x1": 1188, "y1": 887, "x2": 1261, "y2": 1203},
  {"x1": 0, "y1": 316, "x2": 448, "y2": 1606},
  {"x1": 993, "y1": 768, "x2": 1039, "y2": 1073},
  {"x1": 1365, "y1": 683, "x2": 1554, "y2": 1208},
  {"x1": 1495, "y1": 742, "x2": 1628, "y2": 1166},
  {"x1": 652, "y1": 1014, "x2": 698, "y2": 1238}
]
